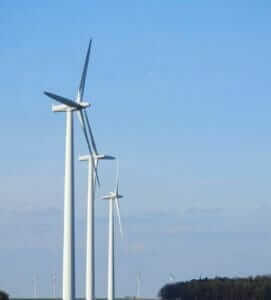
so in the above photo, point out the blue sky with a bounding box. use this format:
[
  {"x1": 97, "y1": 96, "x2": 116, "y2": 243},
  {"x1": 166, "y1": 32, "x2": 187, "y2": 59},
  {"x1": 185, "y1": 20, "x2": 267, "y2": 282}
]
[{"x1": 1, "y1": 0, "x2": 271, "y2": 298}]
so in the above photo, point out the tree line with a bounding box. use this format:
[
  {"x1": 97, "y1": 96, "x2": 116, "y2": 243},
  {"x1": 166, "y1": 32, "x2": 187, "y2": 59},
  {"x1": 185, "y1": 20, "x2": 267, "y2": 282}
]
[{"x1": 158, "y1": 276, "x2": 271, "y2": 300}]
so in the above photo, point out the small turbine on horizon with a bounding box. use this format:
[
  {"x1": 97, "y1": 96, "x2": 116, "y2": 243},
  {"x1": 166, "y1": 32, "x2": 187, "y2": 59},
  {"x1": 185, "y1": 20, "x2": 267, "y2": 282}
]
[
  {"x1": 102, "y1": 162, "x2": 124, "y2": 300},
  {"x1": 33, "y1": 275, "x2": 38, "y2": 299},
  {"x1": 169, "y1": 273, "x2": 176, "y2": 282},
  {"x1": 136, "y1": 273, "x2": 141, "y2": 299},
  {"x1": 52, "y1": 273, "x2": 57, "y2": 299}
]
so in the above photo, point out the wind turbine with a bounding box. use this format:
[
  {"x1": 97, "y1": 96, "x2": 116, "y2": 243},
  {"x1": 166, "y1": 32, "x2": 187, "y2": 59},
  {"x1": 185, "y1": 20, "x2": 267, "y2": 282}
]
[
  {"x1": 52, "y1": 273, "x2": 57, "y2": 298},
  {"x1": 102, "y1": 164, "x2": 123, "y2": 300},
  {"x1": 80, "y1": 149, "x2": 114, "y2": 300},
  {"x1": 169, "y1": 273, "x2": 176, "y2": 282},
  {"x1": 44, "y1": 39, "x2": 95, "y2": 300},
  {"x1": 136, "y1": 273, "x2": 141, "y2": 299},
  {"x1": 33, "y1": 275, "x2": 38, "y2": 298}
]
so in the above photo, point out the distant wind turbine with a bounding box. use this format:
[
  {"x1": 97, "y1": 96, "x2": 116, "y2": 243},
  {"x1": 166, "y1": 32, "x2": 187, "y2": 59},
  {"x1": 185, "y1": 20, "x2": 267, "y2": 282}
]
[
  {"x1": 33, "y1": 275, "x2": 38, "y2": 298},
  {"x1": 80, "y1": 151, "x2": 114, "y2": 300},
  {"x1": 169, "y1": 273, "x2": 176, "y2": 282},
  {"x1": 52, "y1": 273, "x2": 57, "y2": 298},
  {"x1": 136, "y1": 273, "x2": 141, "y2": 298},
  {"x1": 102, "y1": 163, "x2": 124, "y2": 300},
  {"x1": 44, "y1": 39, "x2": 95, "y2": 300}
]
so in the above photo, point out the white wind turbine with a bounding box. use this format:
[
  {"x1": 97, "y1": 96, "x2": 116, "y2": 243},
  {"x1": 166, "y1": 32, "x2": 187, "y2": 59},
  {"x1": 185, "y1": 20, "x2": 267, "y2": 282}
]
[
  {"x1": 52, "y1": 273, "x2": 57, "y2": 298},
  {"x1": 33, "y1": 275, "x2": 38, "y2": 298},
  {"x1": 169, "y1": 273, "x2": 176, "y2": 282},
  {"x1": 44, "y1": 40, "x2": 96, "y2": 300},
  {"x1": 102, "y1": 164, "x2": 124, "y2": 300},
  {"x1": 79, "y1": 137, "x2": 115, "y2": 300},
  {"x1": 136, "y1": 273, "x2": 141, "y2": 299}
]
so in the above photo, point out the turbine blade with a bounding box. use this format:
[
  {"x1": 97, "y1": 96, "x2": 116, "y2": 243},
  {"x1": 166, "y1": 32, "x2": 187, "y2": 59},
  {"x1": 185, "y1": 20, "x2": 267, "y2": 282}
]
[
  {"x1": 77, "y1": 110, "x2": 100, "y2": 186},
  {"x1": 77, "y1": 39, "x2": 92, "y2": 103},
  {"x1": 103, "y1": 155, "x2": 115, "y2": 160},
  {"x1": 115, "y1": 159, "x2": 119, "y2": 195},
  {"x1": 76, "y1": 110, "x2": 84, "y2": 127},
  {"x1": 79, "y1": 110, "x2": 92, "y2": 154},
  {"x1": 95, "y1": 166, "x2": 101, "y2": 188},
  {"x1": 44, "y1": 91, "x2": 82, "y2": 109},
  {"x1": 90, "y1": 153, "x2": 100, "y2": 189},
  {"x1": 114, "y1": 198, "x2": 123, "y2": 238},
  {"x1": 84, "y1": 110, "x2": 98, "y2": 155},
  {"x1": 92, "y1": 157, "x2": 101, "y2": 189}
]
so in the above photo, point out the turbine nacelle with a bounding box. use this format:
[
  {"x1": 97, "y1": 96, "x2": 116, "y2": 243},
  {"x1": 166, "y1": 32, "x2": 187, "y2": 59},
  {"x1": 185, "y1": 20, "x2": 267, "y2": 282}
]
[
  {"x1": 102, "y1": 191, "x2": 124, "y2": 238},
  {"x1": 101, "y1": 192, "x2": 123, "y2": 200},
  {"x1": 79, "y1": 154, "x2": 115, "y2": 162},
  {"x1": 52, "y1": 103, "x2": 90, "y2": 112},
  {"x1": 44, "y1": 91, "x2": 91, "y2": 112},
  {"x1": 101, "y1": 193, "x2": 115, "y2": 200}
]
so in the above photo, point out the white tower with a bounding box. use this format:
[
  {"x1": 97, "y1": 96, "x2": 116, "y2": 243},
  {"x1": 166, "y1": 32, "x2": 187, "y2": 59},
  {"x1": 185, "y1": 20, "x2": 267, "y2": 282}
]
[
  {"x1": 44, "y1": 40, "x2": 93, "y2": 300},
  {"x1": 80, "y1": 154, "x2": 114, "y2": 300},
  {"x1": 102, "y1": 165, "x2": 123, "y2": 300}
]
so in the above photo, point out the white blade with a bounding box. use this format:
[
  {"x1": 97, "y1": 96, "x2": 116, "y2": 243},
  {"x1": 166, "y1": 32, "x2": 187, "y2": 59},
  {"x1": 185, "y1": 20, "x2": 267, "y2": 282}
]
[
  {"x1": 76, "y1": 39, "x2": 92, "y2": 103},
  {"x1": 80, "y1": 110, "x2": 101, "y2": 187},
  {"x1": 93, "y1": 158, "x2": 101, "y2": 189},
  {"x1": 44, "y1": 91, "x2": 82, "y2": 109},
  {"x1": 78, "y1": 110, "x2": 100, "y2": 186},
  {"x1": 76, "y1": 110, "x2": 84, "y2": 128},
  {"x1": 84, "y1": 110, "x2": 98, "y2": 155},
  {"x1": 114, "y1": 198, "x2": 123, "y2": 238},
  {"x1": 76, "y1": 39, "x2": 92, "y2": 129},
  {"x1": 115, "y1": 159, "x2": 119, "y2": 195},
  {"x1": 75, "y1": 40, "x2": 101, "y2": 186},
  {"x1": 79, "y1": 110, "x2": 93, "y2": 154}
]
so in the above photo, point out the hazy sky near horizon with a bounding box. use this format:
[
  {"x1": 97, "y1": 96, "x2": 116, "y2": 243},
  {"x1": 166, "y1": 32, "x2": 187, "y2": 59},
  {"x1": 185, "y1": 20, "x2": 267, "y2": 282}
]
[{"x1": 1, "y1": 0, "x2": 271, "y2": 297}]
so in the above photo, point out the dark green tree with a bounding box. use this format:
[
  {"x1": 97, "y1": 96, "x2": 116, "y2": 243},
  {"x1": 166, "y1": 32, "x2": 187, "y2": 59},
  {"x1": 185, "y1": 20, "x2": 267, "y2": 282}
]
[
  {"x1": 158, "y1": 276, "x2": 271, "y2": 300},
  {"x1": 0, "y1": 291, "x2": 9, "y2": 300}
]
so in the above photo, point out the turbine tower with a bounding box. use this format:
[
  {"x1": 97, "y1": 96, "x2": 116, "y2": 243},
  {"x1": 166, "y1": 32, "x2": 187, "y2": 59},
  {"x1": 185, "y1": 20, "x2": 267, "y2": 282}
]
[
  {"x1": 102, "y1": 164, "x2": 123, "y2": 300},
  {"x1": 52, "y1": 273, "x2": 57, "y2": 298},
  {"x1": 33, "y1": 275, "x2": 38, "y2": 298},
  {"x1": 44, "y1": 40, "x2": 95, "y2": 300},
  {"x1": 136, "y1": 273, "x2": 141, "y2": 299},
  {"x1": 80, "y1": 149, "x2": 114, "y2": 300}
]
